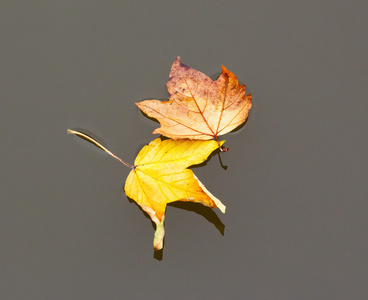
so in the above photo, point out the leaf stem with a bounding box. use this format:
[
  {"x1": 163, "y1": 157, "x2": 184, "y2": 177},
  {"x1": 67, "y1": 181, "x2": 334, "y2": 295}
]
[
  {"x1": 214, "y1": 135, "x2": 229, "y2": 152},
  {"x1": 67, "y1": 129, "x2": 134, "y2": 169}
]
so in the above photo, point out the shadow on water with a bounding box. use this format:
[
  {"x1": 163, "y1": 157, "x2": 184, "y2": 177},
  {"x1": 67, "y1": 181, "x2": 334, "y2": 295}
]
[
  {"x1": 126, "y1": 196, "x2": 224, "y2": 261},
  {"x1": 154, "y1": 249, "x2": 163, "y2": 261},
  {"x1": 217, "y1": 152, "x2": 228, "y2": 170},
  {"x1": 189, "y1": 147, "x2": 228, "y2": 171},
  {"x1": 125, "y1": 197, "x2": 164, "y2": 261},
  {"x1": 168, "y1": 202, "x2": 225, "y2": 235},
  {"x1": 68, "y1": 127, "x2": 109, "y2": 153},
  {"x1": 229, "y1": 114, "x2": 249, "y2": 133}
]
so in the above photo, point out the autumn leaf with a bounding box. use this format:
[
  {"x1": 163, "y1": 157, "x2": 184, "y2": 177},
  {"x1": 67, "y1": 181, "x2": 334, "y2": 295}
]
[
  {"x1": 67, "y1": 130, "x2": 225, "y2": 251},
  {"x1": 136, "y1": 57, "x2": 252, "y2": 151}
]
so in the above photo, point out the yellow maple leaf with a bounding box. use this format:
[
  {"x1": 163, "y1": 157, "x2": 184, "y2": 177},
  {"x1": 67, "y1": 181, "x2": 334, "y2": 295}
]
[
  {"x1": 136, "y1": 57, "x2": 252, "y2": 151},
  {"x1": 67, "y1": 130, "x2": 225, "y2": 250}
]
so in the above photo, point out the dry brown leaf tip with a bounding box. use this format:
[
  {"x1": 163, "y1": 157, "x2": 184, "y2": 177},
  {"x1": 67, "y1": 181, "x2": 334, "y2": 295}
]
[{"x1": 136, "y1": 57, "x2": 252, "y2": 151}]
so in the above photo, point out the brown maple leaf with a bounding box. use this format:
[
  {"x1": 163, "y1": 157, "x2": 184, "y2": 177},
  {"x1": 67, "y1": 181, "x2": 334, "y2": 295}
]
[{"x1": 136, "y1": 57, "x2": 252, "y2": 151}]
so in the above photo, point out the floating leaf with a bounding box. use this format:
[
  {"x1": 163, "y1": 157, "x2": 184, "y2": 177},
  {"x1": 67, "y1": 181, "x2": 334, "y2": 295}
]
[
  {"x1": 67, "y1": 130, "x2": 225, "y2": 250},
  {"x1": 136, "y1": 57, "x2": 252, "y2": 151}
]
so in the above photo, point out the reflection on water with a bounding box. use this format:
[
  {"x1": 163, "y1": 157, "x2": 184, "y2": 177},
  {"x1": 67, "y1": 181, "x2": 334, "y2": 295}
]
[
  {"x1": 127, "y1": 197, "x2": 225, "y2": 261},
  {"x1": 168, "y1": 202, "x2": 225, "y2": 235},
  {"x1": 154, "y1": 249, "x2": 163, "y2": 261}
]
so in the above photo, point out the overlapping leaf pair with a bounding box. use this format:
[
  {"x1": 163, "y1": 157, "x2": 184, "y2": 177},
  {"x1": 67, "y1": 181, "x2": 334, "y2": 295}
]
[{"x1": 68, "y1": 57, "x2": 252, "y2": 251}]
